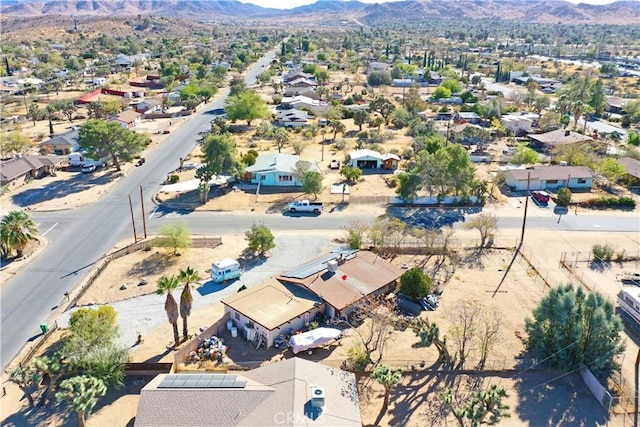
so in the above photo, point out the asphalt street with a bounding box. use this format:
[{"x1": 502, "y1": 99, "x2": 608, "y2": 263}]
[{"x1": 0, "y1": 47, "x2": 279, "y2": 369}]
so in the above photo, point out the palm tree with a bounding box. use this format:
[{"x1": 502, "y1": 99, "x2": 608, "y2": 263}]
[
  {"x1": 157, "y1": 275, "x2": 181, "y2": 348},
  {"x1": 1, "y1": 210, "x2": 38, "y2": 258},
  {"x1": 178, "y1": 267, "x2": 202, "y2": 342}
]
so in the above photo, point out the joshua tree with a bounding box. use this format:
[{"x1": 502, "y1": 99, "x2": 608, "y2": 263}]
[{"x1": 56, "y1": 375, "x2": 107, "y2": 427}]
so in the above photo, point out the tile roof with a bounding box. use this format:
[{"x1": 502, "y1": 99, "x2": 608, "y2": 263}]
[
  {"x1": 221, "y1": 279, "x2": 321, "y2": 331},
  {"x1": 278, "y1": 251, "x2": 404, "y2": 311},
  {"x1": 507, "y1": 165, "x2": 593, "y2": 181},
  {"x1": 135, "y1": 358, "x2": 361, "y2": 427}
]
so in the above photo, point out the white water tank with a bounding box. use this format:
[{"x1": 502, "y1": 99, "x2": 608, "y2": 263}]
[
  {"x1": 231, "y1": 327, "x2": 238, "y2": 338},
  {"x1": 227, "y1": 320, "x2": 233, "y2": 331},
  {"x1": 327, "y1": 260, "x2": 338, "y2": 273}
]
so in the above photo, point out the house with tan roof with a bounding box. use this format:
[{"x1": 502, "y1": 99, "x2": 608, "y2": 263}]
[
  {"x1": 618, "y1": 157, "x2": 640, "y2": 186},
  {"x1": 221, "y1": 278, "x2": 323, "y2": 349},
  {"x1": 135, "y1": 357, "x2": 361, "y2": 427},
  {"x1": 504, "y1": 165, "x2": 593, "y2": 191},
  {"x1": 527, "y1": 129, "x2": 592, "y2": 152},
  {"x1": 38, "y1": 129, "x2": 80, "y2": 155},
  {"x1": 109, "y1": 109, "x2": 141, "y2": 129}
]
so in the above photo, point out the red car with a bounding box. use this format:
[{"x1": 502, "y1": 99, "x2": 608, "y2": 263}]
[{"x1": 532, "y1": 190, "x2": 550, "y2": 204}]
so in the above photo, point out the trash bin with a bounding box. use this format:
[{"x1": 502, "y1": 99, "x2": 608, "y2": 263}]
[
  {"x1": 231, "y1": 327, "x2": 238, "y2": 338},
  {"x1": 39, "y1": 323, "x2": 48, "y2": 334}
]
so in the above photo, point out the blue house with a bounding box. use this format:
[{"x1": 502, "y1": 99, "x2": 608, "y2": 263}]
[{"x1": 245, "y1": 153, "x2": 321, "y2": 187}]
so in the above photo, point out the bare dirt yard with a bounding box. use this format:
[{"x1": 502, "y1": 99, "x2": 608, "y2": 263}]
[{"x1": 2, "y1": 228, "x2": 636, "y2": 426}]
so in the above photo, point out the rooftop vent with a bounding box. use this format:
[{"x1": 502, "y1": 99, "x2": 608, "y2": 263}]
[
  {"x1": 310, "y1": 385, "x2": 325, "y2": 408},
  {"x1": 327, "y1": 260, "x2": 338, "y2": 273}
]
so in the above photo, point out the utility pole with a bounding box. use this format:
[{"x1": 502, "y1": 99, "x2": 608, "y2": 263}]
[
  {"x1": 321, "y1": 129, "x2": 325, "y2": 162},
  {"x1": 128, "y1": 195, "x2": 138, "y2": 243},
  {"x1": 140, "y1": 186, "x2": 147, "y2": 239},
  {"x1": 635, "y1": 346, "x2": 639, "y2": 427},
  {"x1": 519, "y1": 172, "x2": 530, "y2": 245}
]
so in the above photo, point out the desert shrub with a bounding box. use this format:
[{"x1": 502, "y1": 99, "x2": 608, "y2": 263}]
[
  {"x1": 592, "y1": 244, "x2": 614, "y2": 262},
  {"x1": 582, "y1": 196, "x2": 635, "y2": 209},
  {"x1": 614, "y1": 250, "x2": 626, "y2": 263},
  {"x1": 344, "y1": 344, "x2": 371, "y2": 372},
  {"x1": 169, "y1": 174, "x2": 179, "y2": 184}
]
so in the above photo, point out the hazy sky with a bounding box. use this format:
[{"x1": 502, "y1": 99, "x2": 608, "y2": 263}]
[{"x1": 241, "y1": 0, "x2": 623, "y2": 10}]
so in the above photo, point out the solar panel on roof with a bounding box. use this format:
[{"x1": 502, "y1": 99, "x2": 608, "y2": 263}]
[{"x1": 158, "y1": 374, "x2": 247, "y2": 389}]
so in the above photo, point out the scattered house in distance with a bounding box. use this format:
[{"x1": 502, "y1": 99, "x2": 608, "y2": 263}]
[
  {"x1": 221, "y1": 278, "x2": 322, "y2": 349},
  {"x1": 283, "y1": 86, "x2": 320, "y2": 100},
  {"x1": 605, "y1": 96, "x2": 629, "y2": 115},
  {"x1": 134, "y1": 358, "x2": 361, "y2": 427},
  {"x1": 617, "y1": 157, "x2": 640, "y2": 186},
  {"x1": 277, "y1": 250, "x2": 404, "y2": 318},
  {"x1": 527, "y1": 129, "x2": 592, "y2": 152},
  {"x1": 367, "y1": 61, "x2": 389, "y2": 74},
  {"x1": 283, "y1": 70, "x2": 311, "y2": 83},
  {"x1": 244, "y1": 153, "x2": 320, "y2": 186},
  {"x1": 275, "y1": 109, "x2": 309, "y2": 128},
  {"x1": 504, "y1": 165, "x2": 593, "y2": 191},
  {"x1": 109, "y1": 110, "x2": 142, "y2": 129},
  {"x1": 455, "y1": 111, "x2": 481, "y2": 124},
  {"x1": 135, "y1": 98, "x2": 162, "y2": 114},
  {"x1": 287, "y1": 77, "x2": 318, "y2": 89},
  {"x1": 0, "y1": 155, "x2": 63, "y2": 187},
  {"x1": 348, "y1": 149, "x2": 400, "y2": 170},
  {"x1": 501, "y1": 113, "x2": 539, "y2": 135},
  {"x1": 38, "y1": 129, "x2": 80, "y2": 155},
  {"x1": 280, "y1": 95, "x2": 328, "y2": 115}
]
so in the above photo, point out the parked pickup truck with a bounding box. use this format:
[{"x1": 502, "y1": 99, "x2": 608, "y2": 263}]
[{"x1": 287, "y1": 200, "x2": 323, "y2": 213}]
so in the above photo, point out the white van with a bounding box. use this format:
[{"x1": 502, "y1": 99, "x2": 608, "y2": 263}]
[{"x1": 211, "y1": 258, "x2": 241, "y2": 283}]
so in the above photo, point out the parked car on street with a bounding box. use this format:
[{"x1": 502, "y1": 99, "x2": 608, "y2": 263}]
[
  {"x1": 287, "y1": 200, "x2": 323, "y2": 214},
  {"x1": 81, "y1": 164, "x2": 96, "y2": 173},
  {"x1": 329, "y1": 159, "x2": 341, "y2": 170}
]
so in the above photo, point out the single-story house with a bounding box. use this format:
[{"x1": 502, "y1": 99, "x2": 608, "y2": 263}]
[
  {"x1": 505, "y1": 165, "x2": 593, "y2": 191},
  {"x1": 618, "y1": 157, "x2": 640, "y2": 186},
  {"x1": 348, "y1": 149, "x2": 399, "y2": 170},
  {"x1": 275, "y1": 109, "x2": 309, "y2": 128},
  {"x1": 280, "y1": 96, "x2": 328, "y2": 115},
  {"x1": 134, "y1": 358, "x2": 361, "y2": 427},
  {"x1": 287, "y1": 77, "x2": 318, "y2": 88},
  {"x1": 528, "y1": 129, "x2": 592, "y2": 152},
  {"x1": 39, "y1": 129, "x2": 80, "y2": 155},
  {"x1": 367, "y1": 61, "x2": 389, "y2": 74},
  {"x1": 283, "y1": 86, "x2": 320, "y2": 100},
  {"x1": 605, "y1": 97, "x2": 628, "y2": 115},
  {"x1": 109, "y1": 110, "x2": 141, "y2": 129},
  {"x1": 501, "y1": 113, "x2": 538, "y2": 134},
  {"x1": 278, "y1": 250, "x2": 404, "y2": 318},
  {"x1": 0, "y1": 155, "x2": 63, "y2": 187},
  {"x1": 283, "y1": 70, "x2": 311, "y2": 83},
  {"x1": 455, "y1": 112, "x2": 481, "y2": 124},
  {"x1": 135, "y1": 98, "x2": 162, "y2": 114},
  {"x1": 245, "y1": 153, "x2": 320, "y2": 186},
  {"x1": 222, "y1": 278, "x2": 323, "y2": 349}
]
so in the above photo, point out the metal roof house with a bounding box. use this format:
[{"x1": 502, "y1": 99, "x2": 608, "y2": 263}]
[
  {"x1": 527, "y1": 129, "x2": 592, "y2": 152},
  {"x1": 135, "y1": 358, "x2": 361, "y2": 427},
  {"x1": 504, "y1": 165, "x2": 593, "y2": 191},
  {"x1": 348, "y1": 149, "x2": 400, "y2": 170}
]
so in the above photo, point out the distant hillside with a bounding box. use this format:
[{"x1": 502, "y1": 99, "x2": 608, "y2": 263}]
[{"x1": 1, "y1": 0, "x2": 639, "y2": 24}]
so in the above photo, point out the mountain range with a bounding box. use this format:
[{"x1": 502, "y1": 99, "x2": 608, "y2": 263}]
[{"x1": 1, "y1": 0, "x2": 639, "y2": 24}]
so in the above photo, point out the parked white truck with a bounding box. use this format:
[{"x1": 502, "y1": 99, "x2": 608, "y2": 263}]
[{"x1": 287, "y1": 200, "x2": 323, "y2": 214}]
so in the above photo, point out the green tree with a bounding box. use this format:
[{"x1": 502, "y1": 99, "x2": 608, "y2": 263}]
[
  {"x1": 445, "y1": 144, "x2": 476, "y2": 196},
  {"x1": 433, "y1": 85, "x2": 452, "y2": 99},
  {"x1": 557, "y1": 187, "x2": 572, "y2": 207},
  {"x1": 463, "y1": 213, "x2": 498, "y2": 248},
  {"x1": 328, "y1": 119, "x2": 346, "y2": 140},
  {"x1": 395, "y1": 172, "x2": 422, "y2": 203},
  {"x1": 0, "y1": 210, "x2": 38, "y2": 258},
  {"x1": 302, "y1": 171, "x2": 323, "y2": 199},
  {"x1": 195, "y1": 166, "x2": 213, "y2": 204},
  {"x1": 441, "y1": 384, "x2": 510, "y2": 427},
  {"x1": 412, "y1": 318, "x2": 453, "y2": 365},
  {"x1": 2, "y1": 126, "x2": 35, "y2": 158},
  {"x1": 512, "y1": 144, "x2": 539, "y2": 165},
  {"x1": 154, "y1": 222, "x2": 192, "y2": 255},
  {"x1": 27, "y1": 102, "x2": 41, "y2": 125},
  {"x1": 589, "y1": 79, "x2": 606, "y2": 116},
  {"x1": 369, "y1": 96, "x2": 396, "y2": 123},
  {"x1": 58, "y1": 99, "x2": 78, "y2": 122},
  {"x1": 157, "y1": 275, "x2": 181, "y2": 348},
  {"x1": 56, "y1": 375, "x2": 107, "y2": 427},
  {"x1": 353, "y1": 110, "x2": 370, "y2": 131},
  {"x1": 599, "y1": 157, "x2": 626, "y2": 185},
  {"x1": 400, "y1": 267, "x2": 432, "y2": 300},
  {"x1": 403, "y1": 87, "x2": 427, "y2": 114},
  {"x1": 441, "y1": 78, "x2": 462, "y2": 94},
  {"x1": 78, "y1": 120, "x2": 147, "y2": 171},
  {"x1": 314, "y1": 69, "x2": 330, "y2": 85},
  {"x1": 367, "y1": 71, "x2": 392, "y2": 86},
  {"x1": 371, "y1": 365, "x2": 403, "y2": 425},
  {"x1": 340, "y1": 165, "x2": 362, "y2": 184},
  {"x1": 525, "y1": 283, "x2": 624, "y2": 376},
  {"x1": 391, "y1": 108, "x2": 412, "y2": 129},
  {"x1": 271, "y1": 127, "x2": 290, "y2": 153},
  {"x1": 245, "y1": 223, "x2": 275, "y2": 256},
  {"x1": 225, "y1": 90, "x2": 270, "y2": 126},
  {"x1": 178, "y1": 267, "x2": 202, "y2": 341},
  {"x1": 87, "y1": 101, "x2": 107, "y2": 119},
  {"x1": 32, "y1": 353, "x2": 67, "y2": 404},
  {"x1": 68, "y1": 306, "x2": 118, "y2": 349},
  {"x1": 203, "y1": 133, "x2": 241, "y2": 177}
]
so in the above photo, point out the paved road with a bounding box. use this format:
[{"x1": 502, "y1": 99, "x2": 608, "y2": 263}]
[{"x1": 0, "y1": 47, "x2": 279, "y2": 369}]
